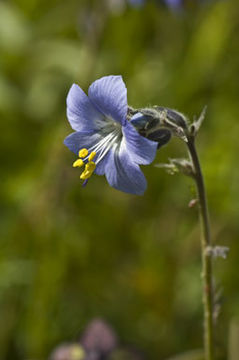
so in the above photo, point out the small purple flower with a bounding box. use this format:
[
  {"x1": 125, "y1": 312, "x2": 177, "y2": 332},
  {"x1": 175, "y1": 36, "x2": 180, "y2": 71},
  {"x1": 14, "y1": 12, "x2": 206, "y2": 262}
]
[
  {"x1": 64, "y1": 76, "x2": 158, "y2": 195},
  {"x1": 164, "y1": 0, "x2": 182, "y2": 9}
]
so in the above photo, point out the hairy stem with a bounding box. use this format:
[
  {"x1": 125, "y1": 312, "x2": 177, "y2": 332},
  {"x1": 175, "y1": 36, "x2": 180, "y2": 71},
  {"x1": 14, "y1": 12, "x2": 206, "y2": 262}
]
[{"x1": 186, "y1": 135, "x2": 214, "y2": 360}]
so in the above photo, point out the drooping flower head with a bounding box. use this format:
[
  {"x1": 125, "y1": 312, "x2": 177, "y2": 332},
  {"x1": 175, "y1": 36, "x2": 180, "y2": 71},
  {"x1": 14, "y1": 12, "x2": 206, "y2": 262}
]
[{"x1": 64, "y1": 76, "x2": 158, "y2": 195}]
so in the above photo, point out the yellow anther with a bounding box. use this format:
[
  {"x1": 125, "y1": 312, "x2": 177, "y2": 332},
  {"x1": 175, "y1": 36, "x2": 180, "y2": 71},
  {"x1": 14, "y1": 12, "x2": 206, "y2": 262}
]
[
  {"x1": 89, "y1": 151, "x2": 96, "y2": 161},
  {"x1": 85, "y1": 161, "x2": 96, "y2": 171},
  {"x1": 78, "y1": 148, "x2": 88, "y2": 158},
  {"x1": 80, "y1": 170, "x2": 92, "y2": 180},
  {"x1": 72, "y1": 159, "x2": 84, "y2": 168},
  {"x1": 80, "y1": 161, "x2": 96, "y2": 180}
]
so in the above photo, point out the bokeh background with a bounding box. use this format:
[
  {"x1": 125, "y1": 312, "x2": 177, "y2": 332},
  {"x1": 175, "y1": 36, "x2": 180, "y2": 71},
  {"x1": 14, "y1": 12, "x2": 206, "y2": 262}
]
[{"x1": 1, "y1": 0, "x2": 239, "y2": 359}]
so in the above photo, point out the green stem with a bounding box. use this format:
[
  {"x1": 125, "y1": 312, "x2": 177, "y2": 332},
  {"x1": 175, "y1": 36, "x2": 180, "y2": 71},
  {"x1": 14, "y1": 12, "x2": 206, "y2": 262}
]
[{"x1": 186, "y1": 135, "x2": 214, "y2": 360}]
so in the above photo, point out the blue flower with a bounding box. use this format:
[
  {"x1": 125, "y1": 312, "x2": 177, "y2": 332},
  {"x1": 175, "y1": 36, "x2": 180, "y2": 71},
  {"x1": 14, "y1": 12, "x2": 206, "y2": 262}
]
[{"x1": 64, "y1": 76, "x2": 158, "y2": 195}]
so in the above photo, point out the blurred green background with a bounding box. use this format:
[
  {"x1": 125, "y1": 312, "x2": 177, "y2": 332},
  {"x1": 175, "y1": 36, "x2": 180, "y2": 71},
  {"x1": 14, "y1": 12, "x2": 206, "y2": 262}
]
[{"x1": 1, "y1": 0, "x2": 239, "y2": 359}]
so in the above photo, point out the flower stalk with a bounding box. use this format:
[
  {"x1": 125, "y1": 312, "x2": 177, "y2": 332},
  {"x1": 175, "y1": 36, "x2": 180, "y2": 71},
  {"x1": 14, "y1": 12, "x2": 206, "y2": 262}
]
[
  {"x1": 131, "y1": 105, "x2": 216, "y2": 359},
  {"x1": 186, "y1": 134, "x2": 214, "y2": 360}
]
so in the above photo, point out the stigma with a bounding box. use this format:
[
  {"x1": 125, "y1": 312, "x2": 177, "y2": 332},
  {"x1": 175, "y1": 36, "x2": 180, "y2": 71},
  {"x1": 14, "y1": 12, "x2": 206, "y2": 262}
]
[{"x1": 73, "y1": 148, "x2": 97, "y2": 182}]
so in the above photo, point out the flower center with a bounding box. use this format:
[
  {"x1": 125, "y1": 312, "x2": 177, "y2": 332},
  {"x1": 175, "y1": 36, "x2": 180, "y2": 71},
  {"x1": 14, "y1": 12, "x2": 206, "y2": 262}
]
[
  {"x1": 72, "y1": 125, "x2": 122, "y2": 182},
  {"x1": 73, "y1": 148, "x2": 96, "y2": 180}
]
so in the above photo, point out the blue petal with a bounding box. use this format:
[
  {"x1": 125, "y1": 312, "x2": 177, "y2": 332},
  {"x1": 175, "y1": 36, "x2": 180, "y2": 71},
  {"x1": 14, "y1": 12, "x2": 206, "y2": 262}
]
[
  {"x1": 88, "y1": 75, "x2": 127, "y2": 125},
  {"x1": 64, "y1": 131, "x2": 101, "y2": 155},
  {"x1": 94, "y1": 151, "x2": 111, "y2": 176},
  {"x1": 123, "y1": 121, "x2": 158, "y2": 165},
  {"x1": 105, "y1": 146, "x2": 147, "y2": 195},
  {"x1": 66, "y1": 84, "x2": 104, "y2": 132}
]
